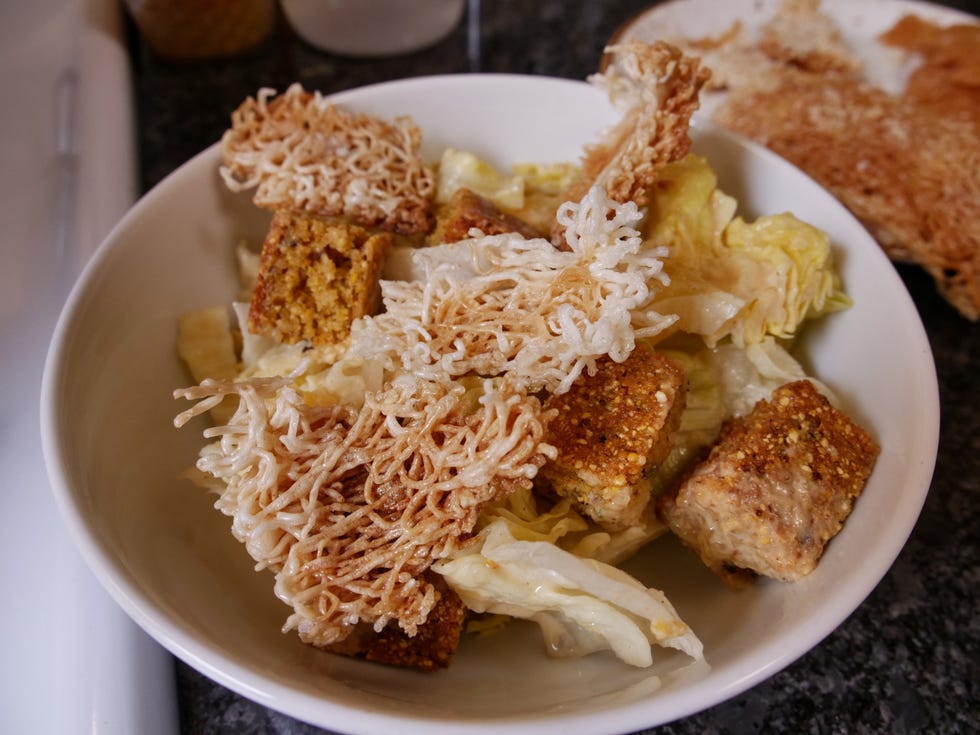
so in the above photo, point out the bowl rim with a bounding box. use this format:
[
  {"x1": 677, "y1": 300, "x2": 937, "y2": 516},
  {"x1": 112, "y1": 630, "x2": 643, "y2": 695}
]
[{"x1": 40, "y1": 72, "x2": 940, "y2": 735}]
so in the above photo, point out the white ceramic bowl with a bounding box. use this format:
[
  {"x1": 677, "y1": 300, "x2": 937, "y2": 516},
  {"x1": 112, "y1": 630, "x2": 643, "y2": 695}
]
[{"x1": 42, "y1": 75, "x2": 939, "y2": 734}]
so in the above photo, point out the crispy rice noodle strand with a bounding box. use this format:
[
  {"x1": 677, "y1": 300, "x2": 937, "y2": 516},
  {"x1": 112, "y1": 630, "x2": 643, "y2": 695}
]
[
  {"x1": 174, "y1": 369, "x2": 553, "y2": 646},
  {"x1": 219, "y1": 83, "x2": 434, "y2": 233},
  {"x1": 177, "y1": 50, "x2": 707, "y2": 647},
  {"x1": 573, "y1": 41, "x2": 711, "y2": 209},
  {"x1": 350, "y1": 185, "x2": 677, "y2": 396}
]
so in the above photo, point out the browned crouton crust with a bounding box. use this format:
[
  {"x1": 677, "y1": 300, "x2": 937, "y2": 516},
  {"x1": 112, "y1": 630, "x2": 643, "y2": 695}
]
[
  {"x1": 325, "y1": 575, "x2": 466, "y2": 671},
  {"x1": 539, "y1": 349, "x2": 686, "y2": 530},
  {"x1": 659, "y1": 380, "x2": 879, "y2": 583},
  {"x1": 248, "y1": 210, "x2": 392, "y2": 347},
  {"x1": 429, "y1": 187, "x2": 542, "y2": 244}
]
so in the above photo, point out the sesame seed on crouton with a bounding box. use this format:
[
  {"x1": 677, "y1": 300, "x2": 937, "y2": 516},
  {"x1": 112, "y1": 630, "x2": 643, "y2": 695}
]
[
  {"x1": 540, "y1": 349, "x2": 687, "y2": 530},
  {"x1": 248, "y1": 210, "x2": 392, "y2": 349},
  {"x1": 659, "y1": 379, "x2": 879, "y2": 583}
]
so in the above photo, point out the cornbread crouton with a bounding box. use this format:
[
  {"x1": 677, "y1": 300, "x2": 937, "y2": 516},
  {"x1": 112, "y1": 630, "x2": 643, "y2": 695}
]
[
  {"x1": 325, "y1": 575, "x2": 466, "y2": 671},
  {"x1": 539, "y1": 349, "x2": 687, "y2": 530},
  {"x1": 659, "y1": 380, "x2": 879, "y2": 583},
  {"x1": 429, "y1": 187, "x2": 541, "y2": 244},
  {"x1": 248, "y1": 210, "x2": 392, "y2": 348}
]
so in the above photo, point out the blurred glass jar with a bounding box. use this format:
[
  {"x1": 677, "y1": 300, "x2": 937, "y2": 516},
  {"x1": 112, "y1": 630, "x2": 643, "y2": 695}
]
[
  {"x1": 281, "y1": 0, "x2": 464, "y2": 57},
  {"x1": 124, "y1": 0, "x2": 276, "y2": 61}
]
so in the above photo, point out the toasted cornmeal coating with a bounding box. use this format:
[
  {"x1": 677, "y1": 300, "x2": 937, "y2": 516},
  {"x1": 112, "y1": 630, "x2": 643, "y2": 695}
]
[
  {"x1": 660, "y1": 380, "x2": 879, "y2": 583},
  {"x1": 429, "y1": 187, "x2": 541, "y2": 244},
  {"x1": 249, "y1": 210, "x2": 392, "y2": 347},
  {"x1": 540, "y1": 349, "x2": 686, "y2": 531},
  {"x1": 325, "y1": 575, "x2": 466, "y2": 671}
]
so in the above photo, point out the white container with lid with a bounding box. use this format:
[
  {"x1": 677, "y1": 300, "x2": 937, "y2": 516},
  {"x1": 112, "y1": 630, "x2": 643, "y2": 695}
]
[{"x1": 282, "y1": 0, "x2": 465, "y2": 57}]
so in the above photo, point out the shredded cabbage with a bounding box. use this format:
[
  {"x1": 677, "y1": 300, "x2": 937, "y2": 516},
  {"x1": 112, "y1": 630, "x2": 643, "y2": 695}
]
[
  {"x1": 436, "y1": 149, "x2": 581, "y2": 216},
  {"x1": 708, "y1": 337, "x2": 836, "y2": 417},
  {"x1": 511, "y1": 161, "x2": 581, "y2": 195},
  {"x1": 722, "y1": 214, "x2": 852, "y2": 344},
  {"x1": 644, "y1": 336, "x2": 836, "y2": 495},
  {"x1": 645, "y1": 155, "x2": 850, "y2": 347},
  {"x1": 231, "y1": 301, "x2": 279, "y2": 369},
  {"x1": 479, "y1": 486, "x2": 667, "y2": 566},
  {"x1": 436, "y1": 148, "x2": 526, "y2": 210},
  {"x1": 432, "y1": 520, "x2": 704, "y2": 668}
]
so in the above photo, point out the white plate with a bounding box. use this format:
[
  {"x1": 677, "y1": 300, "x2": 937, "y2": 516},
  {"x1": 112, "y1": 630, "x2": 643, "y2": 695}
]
[
  {"x1": 41, "y1": 74, "x2": 939, "y2": 735},
  {"x1": 614, "y1": 0, "x2": 977, "y2": 116}
]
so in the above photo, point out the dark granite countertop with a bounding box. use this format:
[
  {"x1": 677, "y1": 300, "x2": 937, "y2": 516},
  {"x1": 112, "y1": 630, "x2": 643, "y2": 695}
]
[{"x1": 129, "y1": 1, "x2": 979, "y2": 733}]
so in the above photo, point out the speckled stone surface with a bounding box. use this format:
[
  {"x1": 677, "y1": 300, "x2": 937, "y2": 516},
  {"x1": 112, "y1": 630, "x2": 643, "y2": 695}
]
[{"x1": 129, "y1": 1, "x2": 980, "y2": 733}]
